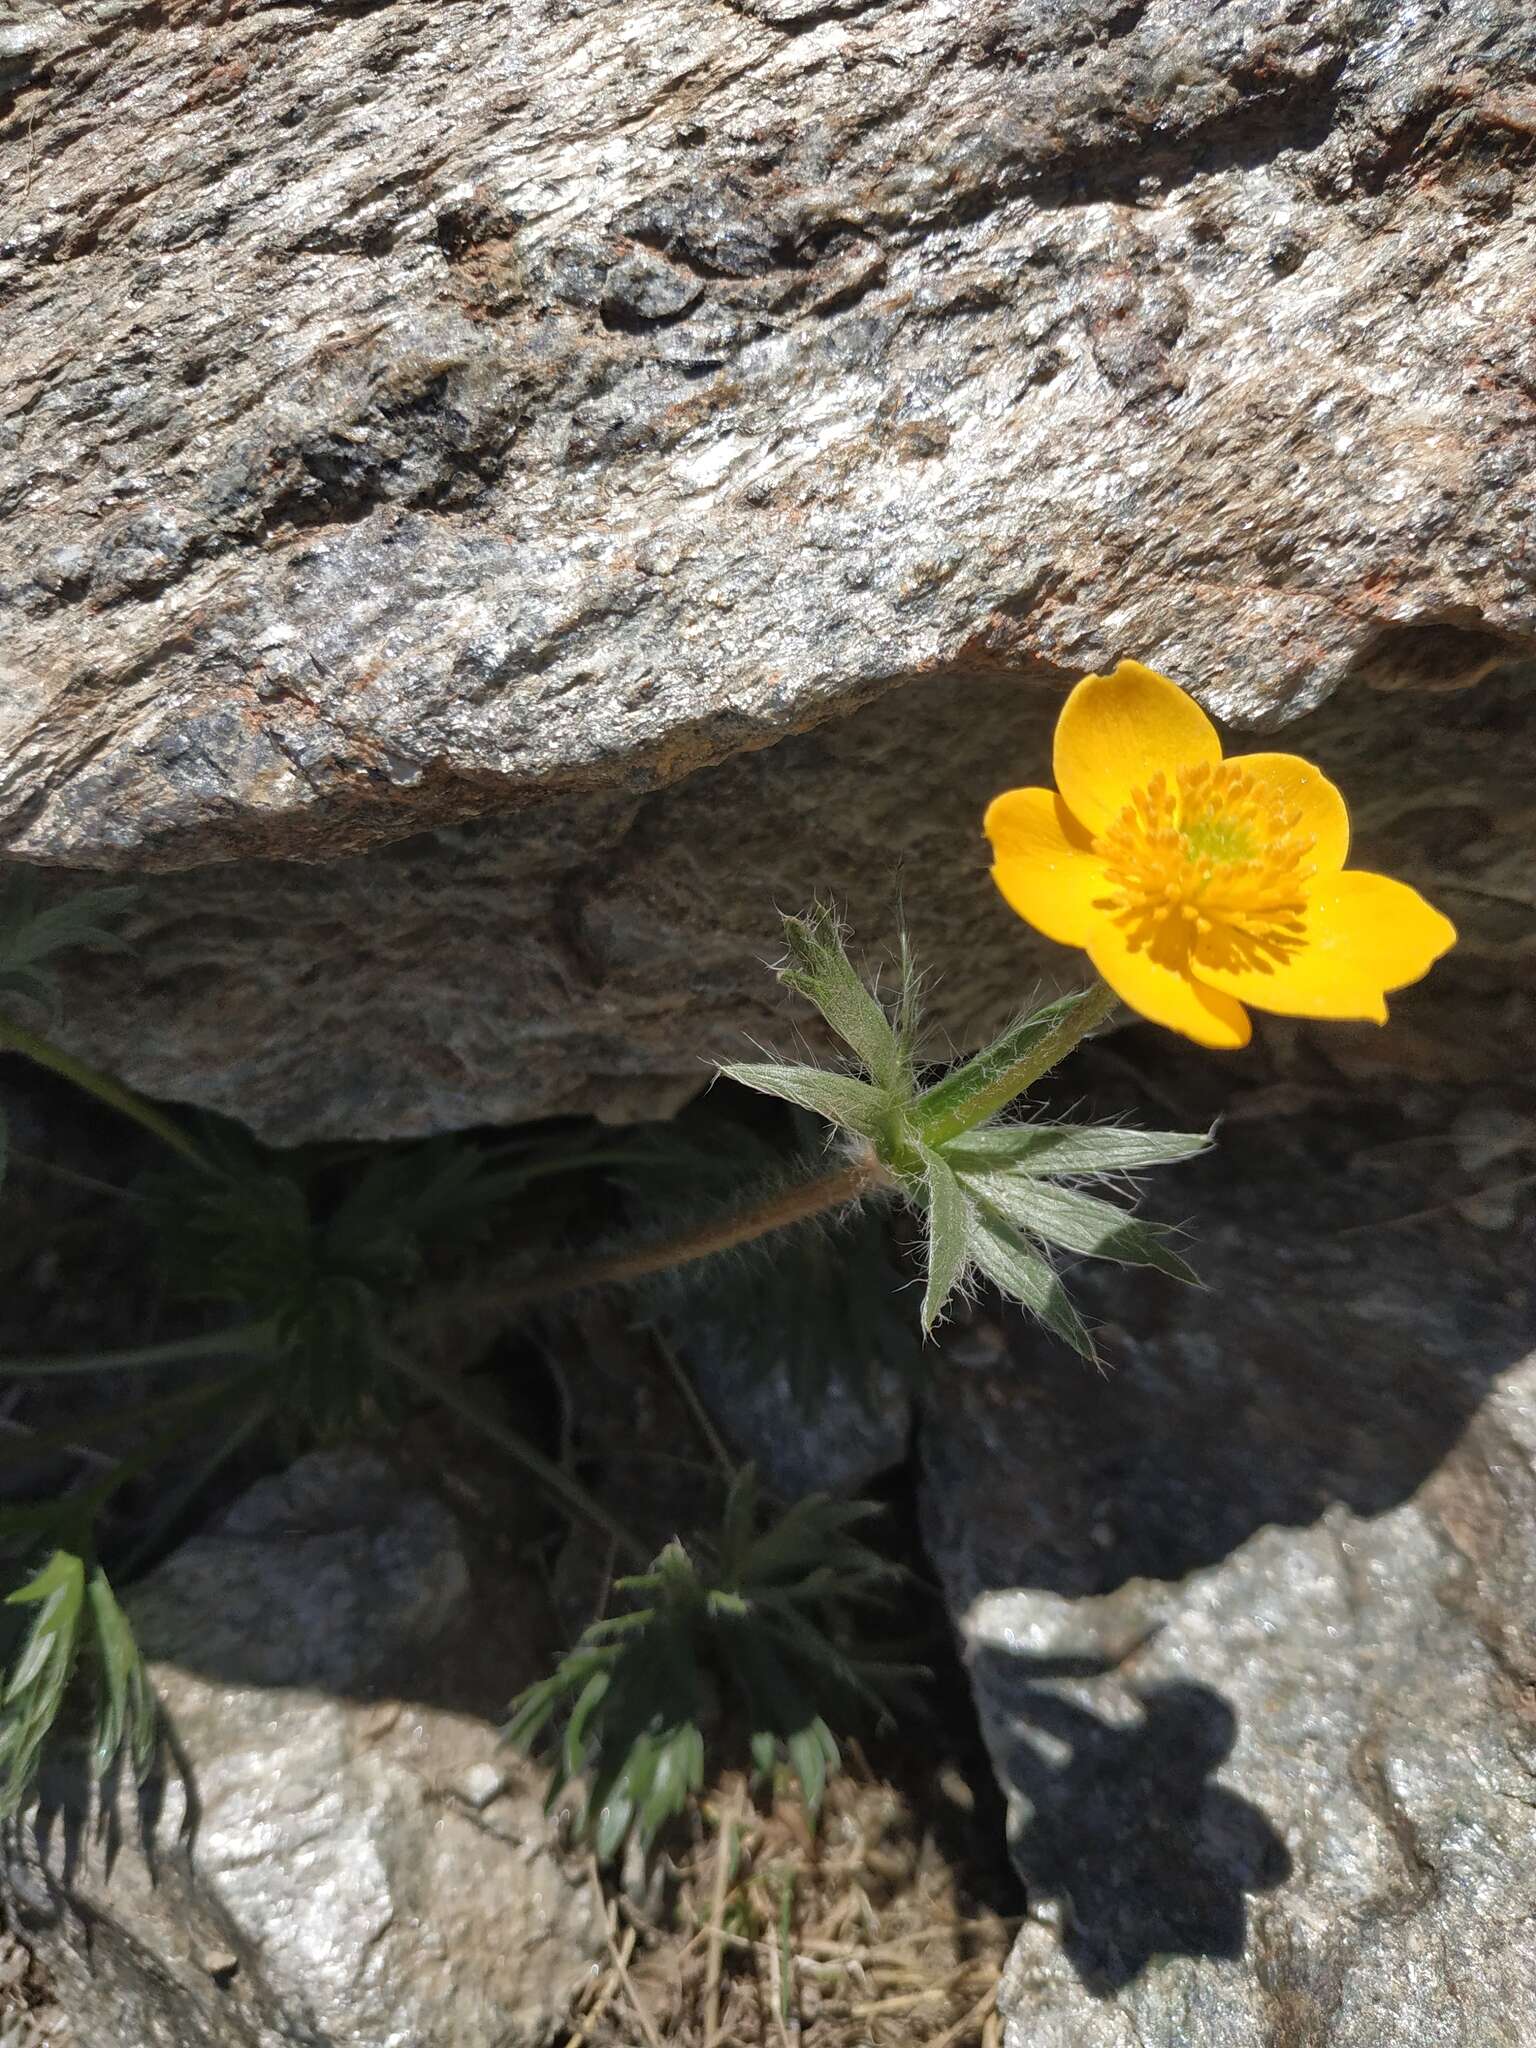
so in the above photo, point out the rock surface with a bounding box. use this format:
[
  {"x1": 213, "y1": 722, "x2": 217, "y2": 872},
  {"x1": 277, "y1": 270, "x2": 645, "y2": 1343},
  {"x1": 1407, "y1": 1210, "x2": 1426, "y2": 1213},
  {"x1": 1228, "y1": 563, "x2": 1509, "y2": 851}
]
[
  {"x1": 3, "y1": 1451, "x2": 602, "y2": 2048},
  {"x1": 920, "y1": 1056, "x2": 1536, "y2": 2044},
  {"x1": 1, "y1": 0, "x2": 1533, "y2": 1136}
]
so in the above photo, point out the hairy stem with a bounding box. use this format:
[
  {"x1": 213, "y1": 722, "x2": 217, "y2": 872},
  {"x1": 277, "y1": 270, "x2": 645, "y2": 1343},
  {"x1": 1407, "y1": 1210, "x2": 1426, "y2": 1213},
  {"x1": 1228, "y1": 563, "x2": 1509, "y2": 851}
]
[
  {"x1": 0, "y1": 1012, "x2": 206, "y2": 1168},
  {"x1": 489, "y1": 1150, "x2": 890, "y2": 1310}
]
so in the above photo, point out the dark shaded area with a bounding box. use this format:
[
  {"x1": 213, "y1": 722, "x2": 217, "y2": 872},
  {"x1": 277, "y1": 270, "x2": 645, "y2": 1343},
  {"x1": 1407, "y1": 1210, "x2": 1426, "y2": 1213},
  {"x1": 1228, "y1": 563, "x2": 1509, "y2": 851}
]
[
  {"x1": 863, "y1": 1459, "x2": 1026, "y2": 1924},
  {"x1": 926, "y1": 1048, "x2": 1536, "y2": 1608},
  {"x1": 977, "y1": 1661, "x2": 1290, "y2": 1995}
]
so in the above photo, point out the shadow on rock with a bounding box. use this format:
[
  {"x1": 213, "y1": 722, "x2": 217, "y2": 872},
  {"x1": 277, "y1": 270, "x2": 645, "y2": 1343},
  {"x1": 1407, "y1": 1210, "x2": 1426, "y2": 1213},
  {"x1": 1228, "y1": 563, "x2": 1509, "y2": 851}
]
[
  {"x1": 980, "y1": 1662, "x2": 1291, "y2": 1995},
  {"x1": 923, "y1": 1064, "x2": 1536, "y2": 1607}
]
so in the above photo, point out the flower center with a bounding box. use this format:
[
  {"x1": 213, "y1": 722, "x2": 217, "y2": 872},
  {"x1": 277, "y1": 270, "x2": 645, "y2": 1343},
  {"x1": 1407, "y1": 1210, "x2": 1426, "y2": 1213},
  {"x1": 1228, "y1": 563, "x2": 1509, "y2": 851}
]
[{"x1": 1091, "y1": 761, "x2": 1316, "y2": 962}]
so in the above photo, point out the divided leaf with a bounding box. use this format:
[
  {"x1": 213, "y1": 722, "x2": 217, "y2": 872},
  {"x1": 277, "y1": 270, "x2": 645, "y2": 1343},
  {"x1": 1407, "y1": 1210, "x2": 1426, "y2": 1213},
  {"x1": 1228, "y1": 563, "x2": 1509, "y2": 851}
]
[
  {"x1": 964, "y1": 1172, "x2": 1199, "y2": 1285},
  {"x1": 85, "y1": 1568, "x2": 158, "y2": 1784},
  {"x1": 716, "y1": 1062, "x2": 890, "y2": 1138},
  {"x1": 778, "y1": 906, "x2": 909, "y2": 1094},
  {"x1": 942, "y1": 1121, "x2": 1212, "y2": 1177},
  {"x1": 0, "y1": 879, "x2": 138, "y2": 1022},
  {"x1": 918, "y1": 1144, "x2": 972, "y2": 1336},
  {"x1": 0, "y1": 1551, "x2": 86, "y2": 1814},
  {"x1": 967, "y1": 1210, "x2": 1098, "y2": 1363},
  {"x1": 505, "y1": 1479, "x2": 919, "y2": 1862}
]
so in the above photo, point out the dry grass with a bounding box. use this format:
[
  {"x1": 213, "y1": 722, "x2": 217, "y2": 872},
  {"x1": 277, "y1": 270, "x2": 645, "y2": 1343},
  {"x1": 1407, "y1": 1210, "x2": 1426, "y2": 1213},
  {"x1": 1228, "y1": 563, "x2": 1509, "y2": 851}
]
[{"x1": 568, "y1": 1758, "x2": 1016, "y2": 2048}]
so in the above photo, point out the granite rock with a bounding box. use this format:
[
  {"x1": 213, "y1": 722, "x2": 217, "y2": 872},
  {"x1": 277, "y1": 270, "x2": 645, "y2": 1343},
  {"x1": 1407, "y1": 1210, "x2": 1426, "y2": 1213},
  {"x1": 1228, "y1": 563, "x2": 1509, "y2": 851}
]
[
  {"x1": 0, "y1": 1, "x2": 1533, "y2": 1136},
  {"x1": 2, "y1": 1451, "x2": 602, "y2": 2048}
]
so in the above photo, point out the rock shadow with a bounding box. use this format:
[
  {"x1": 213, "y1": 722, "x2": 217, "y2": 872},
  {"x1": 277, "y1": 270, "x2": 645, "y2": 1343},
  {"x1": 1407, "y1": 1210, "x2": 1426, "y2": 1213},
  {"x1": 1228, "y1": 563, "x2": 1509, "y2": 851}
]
[
  {"x1": 923, "y1": 1055, "x2": 1536, "y2": 1607},
  {"x1": 975, "y1": 1661, "x2": 1291, "y2": 1996}
]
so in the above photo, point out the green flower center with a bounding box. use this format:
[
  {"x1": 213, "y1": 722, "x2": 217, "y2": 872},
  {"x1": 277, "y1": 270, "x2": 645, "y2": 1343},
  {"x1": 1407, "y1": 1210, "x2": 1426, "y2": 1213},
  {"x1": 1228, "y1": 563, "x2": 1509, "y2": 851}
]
[{"x1": 1180, "y1": 814, "x2": 1257, "y2": 866}]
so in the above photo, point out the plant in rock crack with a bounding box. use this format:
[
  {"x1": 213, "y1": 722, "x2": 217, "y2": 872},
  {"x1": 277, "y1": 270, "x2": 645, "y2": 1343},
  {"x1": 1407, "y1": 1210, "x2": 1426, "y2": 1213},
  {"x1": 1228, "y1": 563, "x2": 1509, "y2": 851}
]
[
  {"x1": 0, "y1": 867, "x2": 643, "y2": 1815},
  {"x1": 506, "y1": 1467, "x2": 922, "y2": 1861},
  {"x1": 0, "y1": 876, "x2": 169, "y2": 1816},
  {"x1": 0, "y1": 656, "x2": 1461, "y2": 1855},
  {"x1": 0, "y1": 1113, "x2": 627, "y2": 1818}
]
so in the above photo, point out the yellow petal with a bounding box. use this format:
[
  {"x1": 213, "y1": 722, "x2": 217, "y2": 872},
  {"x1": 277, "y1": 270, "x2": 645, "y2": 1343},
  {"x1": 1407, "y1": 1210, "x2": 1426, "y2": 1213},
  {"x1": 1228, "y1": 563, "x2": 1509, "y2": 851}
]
[
  {"x1": 1193, "y1": 871, "x2": 1458, "y2": 1023},
  {"x1": 986, "y1": 788, "x2": 1109, "y2": 947},
  {"x1": 1086, "y1": 919, "x2": 1252, "y2": 1050},
  {"x1": 1054, "y1": 660, "x2": 1222, "y2": 838},
  {"x1": 1231, "y1": 751, "x2": 1350, "y2": 875}
]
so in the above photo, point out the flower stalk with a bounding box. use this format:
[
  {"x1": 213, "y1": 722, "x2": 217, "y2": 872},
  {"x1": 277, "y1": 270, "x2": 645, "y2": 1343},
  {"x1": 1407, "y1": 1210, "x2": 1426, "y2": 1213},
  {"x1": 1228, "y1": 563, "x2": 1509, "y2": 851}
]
[
  {"x1": 912, "y1": 982, "x2": 1119, "y2": 1148},
  {"x1": 469, "y1": 1149, "x2": 891, "y2": 1313}
]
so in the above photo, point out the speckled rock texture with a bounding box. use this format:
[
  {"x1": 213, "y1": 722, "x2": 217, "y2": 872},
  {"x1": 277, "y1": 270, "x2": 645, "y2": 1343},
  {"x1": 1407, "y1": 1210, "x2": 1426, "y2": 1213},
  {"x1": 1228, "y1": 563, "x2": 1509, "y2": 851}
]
[
  {"x1": 4, "y1": 0, "x2": 1536, "y2": 1135},
  {"x1": 920, "y1": 1052, "x2": 1536, "y2": 2045},
  {"x1": 2, "y1": 1452, "x2": 602, "y2": 2048}
]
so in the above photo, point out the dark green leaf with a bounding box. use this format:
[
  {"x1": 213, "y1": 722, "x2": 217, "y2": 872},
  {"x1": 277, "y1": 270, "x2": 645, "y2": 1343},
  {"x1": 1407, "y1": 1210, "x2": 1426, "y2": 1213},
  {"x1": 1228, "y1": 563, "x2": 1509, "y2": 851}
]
[
  {"x1": 86, "y1": 1569, "x2": 157, "y2": 1783},
  {"x1": 787, "y1": 1719, "x2": 834, "y2": 1815},
  {"x1": 0, "y1": 879, "x2": 138, "y2": 1022},
  {"x1": 595, "y1": 1790, "x2": 636, "y2": 1864},
  {"x1": 563, "y1": 1670, "x2": 611, "y2": 1782},
  {"x1": 505, "y1": 1480, "x2": 919, "y2": 1862},
  {"x1": 0, "y1": 1550, "x2": 87, "y2": 1815}
]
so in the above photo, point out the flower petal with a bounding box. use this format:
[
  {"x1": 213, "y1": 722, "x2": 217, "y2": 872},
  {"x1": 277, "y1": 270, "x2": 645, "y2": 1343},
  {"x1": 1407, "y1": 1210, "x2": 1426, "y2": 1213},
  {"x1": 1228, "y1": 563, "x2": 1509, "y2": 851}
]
[
  {"x1": 1054, "y1": 660, "x2": 1222, "y2": 838},
  {"x1": 1193, "y1": 871, "x2": 1458, "y2": 1022},
  {"x1": 1231, "y1": 751, "x2": 1350, "y2": 875},
  {"x1": 985, "y1": 788, "x2": 1109, "y2": 947},
  {"x1": 1086, "y1": 920, "x2": 1252, "y2": 1050}
]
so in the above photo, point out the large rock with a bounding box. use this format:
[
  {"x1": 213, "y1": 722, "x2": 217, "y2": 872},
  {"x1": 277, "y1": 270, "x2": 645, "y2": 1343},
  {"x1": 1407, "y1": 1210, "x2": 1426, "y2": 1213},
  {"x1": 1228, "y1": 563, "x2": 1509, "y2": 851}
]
[
  {"x1": 3, "y1": 1451, "x2": 603, "y2": 2048},
  {"x1": 920, "y1": 1060, "x2": 1536, "y2": 2044},
  {"x1": 4, "y1": 0, "x2": 1535, "y2": 1135}
]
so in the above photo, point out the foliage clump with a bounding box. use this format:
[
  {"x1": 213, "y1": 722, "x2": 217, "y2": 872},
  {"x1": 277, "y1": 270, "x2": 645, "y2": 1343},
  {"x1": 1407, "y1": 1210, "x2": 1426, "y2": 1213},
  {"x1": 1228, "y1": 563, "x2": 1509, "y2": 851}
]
[{"x1": 506, "y1": 1469, "x2": 922, "y2": 1861}]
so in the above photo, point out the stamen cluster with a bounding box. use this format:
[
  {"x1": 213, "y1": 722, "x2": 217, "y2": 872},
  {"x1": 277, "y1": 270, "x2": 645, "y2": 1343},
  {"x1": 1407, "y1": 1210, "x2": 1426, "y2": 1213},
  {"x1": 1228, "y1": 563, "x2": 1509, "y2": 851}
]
[{"x1": 1091, "y1": 762, "x2": 1315, "y2": 949}]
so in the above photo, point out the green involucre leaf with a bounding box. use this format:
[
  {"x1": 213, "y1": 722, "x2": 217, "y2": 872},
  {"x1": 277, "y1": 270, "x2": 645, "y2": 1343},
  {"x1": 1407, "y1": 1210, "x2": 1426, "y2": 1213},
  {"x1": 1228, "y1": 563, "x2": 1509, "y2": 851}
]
[
  {"x1": 967, "y1": 1211, "x2": 1098, "y2": 1363},
  {"x1": 778, "y1": 906, "x2": 909, "y2": 1094},
  {"x1": 918, "y1": 1145, "x2": 972, "y2": 1337},
  {"x1": 912, "y1": 991, "x2": 1105, "y2": 1145},
  {"x1": 965, "y1": 1172, "x2": 1198, "y2": 1285},
  {"x1": 942, "y1": 1121, "x2": 1213, "y2": 1177},
  {"x1": 715, "y1": 1062, "x2": 890, "y2": 1138}
]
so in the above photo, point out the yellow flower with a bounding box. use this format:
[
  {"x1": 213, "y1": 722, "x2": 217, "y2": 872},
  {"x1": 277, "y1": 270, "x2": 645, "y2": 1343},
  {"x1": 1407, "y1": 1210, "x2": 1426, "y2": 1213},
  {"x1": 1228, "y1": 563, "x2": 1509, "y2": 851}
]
[{"x1": 984, "y1": 660, "x2": 1457, "y2": 1049}]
